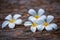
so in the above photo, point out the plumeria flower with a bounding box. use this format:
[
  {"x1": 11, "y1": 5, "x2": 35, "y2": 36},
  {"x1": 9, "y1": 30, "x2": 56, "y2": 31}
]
[
  {"x1": 38, "y1": 15, "x2": 58, "y2": 31},
  {"x1": 2, "y1": 14, "x2": 22, "y2": 28},
  {"x1": 28, "y1": 9, "x2": 46, "y2": 22},
  {"x1": 24, "y1": 19, "x2": 44, "y2": 32}
]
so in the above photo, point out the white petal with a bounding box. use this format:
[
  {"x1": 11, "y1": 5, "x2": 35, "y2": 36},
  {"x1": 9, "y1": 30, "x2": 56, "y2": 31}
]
[
  {"x1": 2, "y1": 21, "x2": 9, "y2": 28},
  {"x1": 37, "y1": 25, "x2": 44, "y2": 31},
  {"x1": 49, "y1": 23, "x2": 58, "y2": 30},
  {"x1": 47, "y1": 15, "x2": 54, "y2": 23},
  {"x1": 36, "y1": 19, "x2": 45, "y2": 25},
  {"x1": 38, "y1": 9, "x2": 45, "y2": 16},
  {"x1": 15, "y1": 19, "x2": 22, "y2": 24},
  {"x1": 24, "y1": 21, "x2": 32, "y2": 26},
  {"x1": 28, "y1": 16, "x2": 36, "y2": 22},
  {"x1": 5, "y1": 14, "x2": 12, "y2": 20},
  {"x1": 13, "y1": 14, "x2": 21, "y2": 20},
  {"x1": 45, "y1": 25, "x2": 53, "y2": 31},
  {"x1": 8, "y1": 23, "x2": 15, "y2": 28},
  {"x1": 40, "y1": 15, "x2": 46, "y2": 20},
  {"x1": 28, "y1": 9, "x2": 36, "y2": 16},
  {"x1": 30, "y1": 26, "x2": 36, "y2": 32}
]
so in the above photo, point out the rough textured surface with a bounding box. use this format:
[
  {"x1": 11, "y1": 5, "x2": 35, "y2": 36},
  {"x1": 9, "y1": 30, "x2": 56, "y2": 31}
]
[{"x1": 0, "y1": 0, "x2": 60, "y2": 40}]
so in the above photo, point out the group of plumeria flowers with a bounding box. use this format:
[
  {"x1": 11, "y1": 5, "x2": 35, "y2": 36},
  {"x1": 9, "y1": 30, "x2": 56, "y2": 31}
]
[{"x1": 2, "y1": 9, "x2": 58, "y2": 32}]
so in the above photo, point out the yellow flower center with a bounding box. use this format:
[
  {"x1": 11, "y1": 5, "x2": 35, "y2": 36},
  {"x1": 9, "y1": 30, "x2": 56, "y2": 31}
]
[
  {"x1": 32, "y1": 22, "x2": 38, "y2": 27},
  {"x1": 35, "y1": 15, "x2": 40, "y2": 19},
  {"x1": 44, "y1": 22, "x2": 49, "y2": 27},
  {"x1": 10, "y1": 19, "x2": 16, "y2": 23}
]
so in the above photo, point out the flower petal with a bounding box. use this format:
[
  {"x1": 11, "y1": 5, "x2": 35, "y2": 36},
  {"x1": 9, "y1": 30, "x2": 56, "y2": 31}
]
[
  {"x1": 37, "y1": 25, "x2": 44, "y2": 31},
  {"x1": 38, "y1": 9, "x2": 45, "y2": 16},
  {"x1": 2, "y1": 21, "x2": 9, "y2": 28},
  {"x1": 24, "y1": 21, "x2": 32, "y2": 26},
  {"x1": 40, "y1": 15, "x2": 46, "y2": 20},
  {"x1": 28, "y1": 9, "x2": 36, "y2": 16},
  {"x1": 15, "y1": 19, "x2": 22, "y2": 24},
  {"x1": 45, "y1": 25, "x2": 53, "y2": 31},
  {"x1": 30, "y1": 26, "x2": 36, "y2": 32},
  {"x1": 28, "y1": 16, "x2": 36, "y2": 22},
  {"x1": 36, "y1": 19, "x2": 45, "y2": 25},
  {"x1": 13, "y1": 14, "x2": 21, "y2": 20},
  {"x1": 5, "y1": 14, "x2": 12, "y2": 20},
  {"x1": 47, "y1": 15, "x2": 54, "y2": 23},
  {"x1": 8, "y1": 23, "x2": 15, "y2": 28},
  {"x1": 49, "y1": 23, "x2": 58, "y2": 30}
]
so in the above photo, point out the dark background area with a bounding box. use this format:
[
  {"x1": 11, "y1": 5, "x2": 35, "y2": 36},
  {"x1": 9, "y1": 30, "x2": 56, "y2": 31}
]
[{"x1": 0, "y1": 0, "x2": 60, "y2": 40}]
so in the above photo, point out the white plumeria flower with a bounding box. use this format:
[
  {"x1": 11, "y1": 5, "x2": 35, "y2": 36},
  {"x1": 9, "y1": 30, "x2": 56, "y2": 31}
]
[
  {"x1": 2, "y1": 14, "x2": 22, "y2": 28},
  {"x1": 24, "y1": 19, "x2": 44, "y2": 32},
  {"x1": 28, "y1": 9, "x2": 46, "y2": 22},
  {"x1": 38, "y1": 15, "x2": 58, "y2": 31}
]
